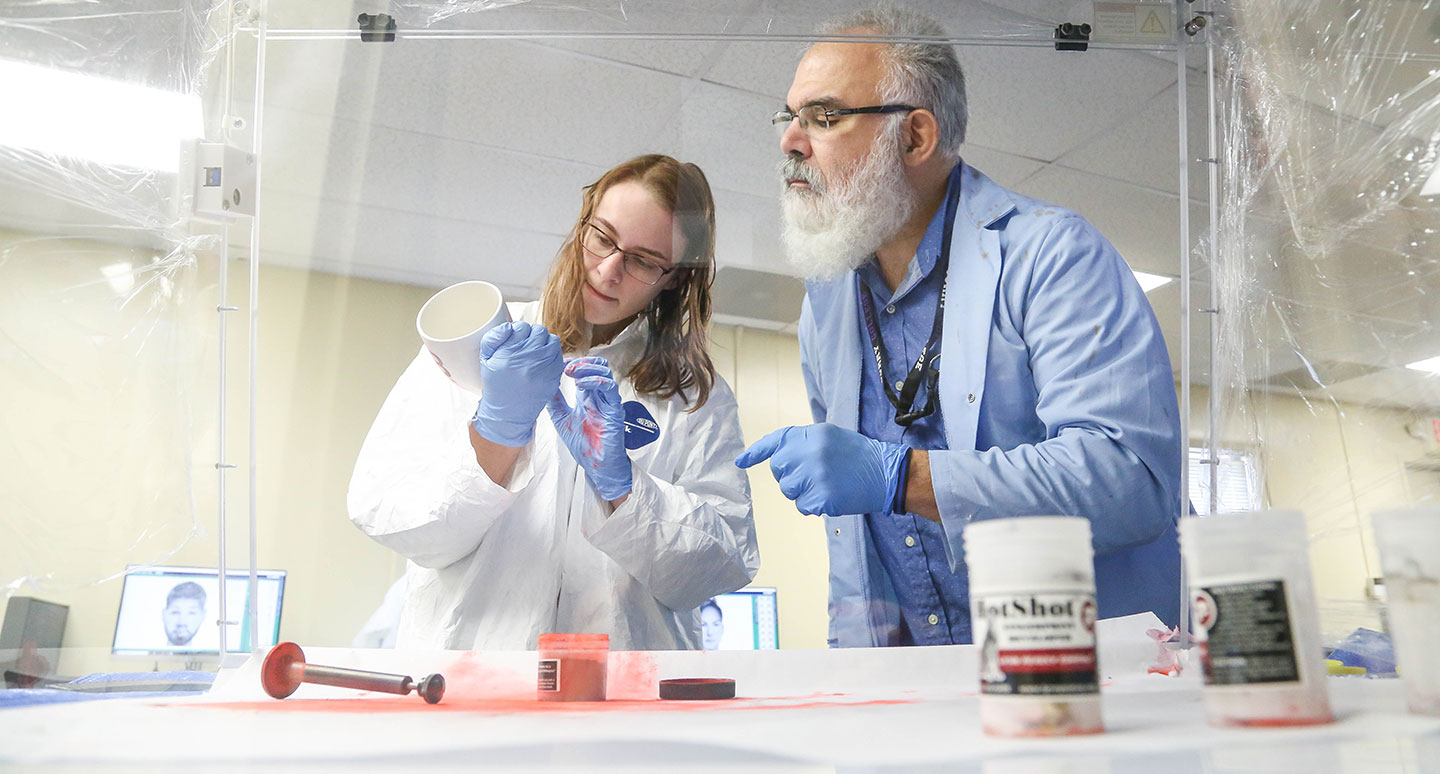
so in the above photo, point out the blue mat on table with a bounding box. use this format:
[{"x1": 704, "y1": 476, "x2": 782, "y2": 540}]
[{"x1": 0, "y1": 670, "x2": 215, "y2": 709}]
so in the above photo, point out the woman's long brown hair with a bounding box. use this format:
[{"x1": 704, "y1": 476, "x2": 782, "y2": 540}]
[{"x1": 540, "y1": 154, "x2": 717, "y2": 410}]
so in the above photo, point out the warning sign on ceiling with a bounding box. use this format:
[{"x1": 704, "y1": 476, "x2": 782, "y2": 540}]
[{"x1": 1092, "y1": 1, "x2": 1176, "y2": 44}]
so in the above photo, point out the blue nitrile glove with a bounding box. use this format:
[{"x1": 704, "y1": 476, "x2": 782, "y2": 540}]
[
  {"x1": 546, "y1": 356, "x2": 632, "y2": 501},
  {"x1": 734, "y1": 423, "x2": 910, "y2": 516},
  {"x1": 469, "y1": 321, "x2": 564, "y2": 447}
]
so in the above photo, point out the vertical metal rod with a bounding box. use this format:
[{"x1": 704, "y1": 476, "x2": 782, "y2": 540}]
[
  {"x1": 216, "y1": 225, "x2": 230, "y2": 659},
  {"x1": 247, "y1": 0, "x2": 270, "y2": 651},
  {"x1": 1176, "y1": 17, "x2": 1193, "y2": 647},
  {"x1": 213, "y1": 0, "x2": 246, "y2": 661},
  {"x1": 1205, "y1": 6, "x2": 1222, "y2": 516}
]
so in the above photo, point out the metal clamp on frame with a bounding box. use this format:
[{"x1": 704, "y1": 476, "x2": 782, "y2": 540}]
[
  {"x1": 357, "y1": 13, "x2": 397, "y2": 43},
  {"x1": 177, "y1": 141, "x2": 257, "y2": 222},
  {"x1": 1053, "y1": 22, "x2": 1092, "y2": 52}
]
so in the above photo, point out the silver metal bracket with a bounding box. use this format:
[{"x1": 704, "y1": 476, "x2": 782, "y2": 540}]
[{"x1": 177, "y1": 140, "x2": 257, "y2": 222}]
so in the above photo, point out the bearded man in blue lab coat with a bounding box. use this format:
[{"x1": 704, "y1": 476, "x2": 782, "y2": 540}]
[{"x1": 737, "y1": 6, "x2": 1183, "y2": 647}]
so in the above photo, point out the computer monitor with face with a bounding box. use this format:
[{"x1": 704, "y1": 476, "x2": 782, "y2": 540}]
[
  {"x1": 702, "y1": 587, "x2": 779, "y2": 650},
  {"x1": 111, "y1": 565, "x2": 286, "y2": 657}
]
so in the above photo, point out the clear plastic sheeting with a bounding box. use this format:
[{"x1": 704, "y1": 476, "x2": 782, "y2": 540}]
[
  {"x1": 0, "y1": 1, "x2": 228, "y2": 234},
  {"x1": 324, "y1": 1, "x2": 1101, "y2": 43},
  {"x1": 12, "y1": 0, "x2": 1438, "y2": 688},
  {"x1": 0, "y1": 235, "x2": 199, "y2": 590},
  {"x1": 0, "y1": 2, "x2": 227, "y2": 607},
  {"x1": 1214, "y1": 1, "x2": 1440, "y2": 643},
  {"x1": 4, "y1": 0, "x2": 1198, "y2": 674}
]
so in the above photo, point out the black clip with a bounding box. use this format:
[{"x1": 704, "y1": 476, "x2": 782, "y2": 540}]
[
  {"x1": 357, "y1": 13, "x2": 397, "y2": 43},
  {"x1": 1053, "y1": 22, "x2": 1091, "y2": 52}
]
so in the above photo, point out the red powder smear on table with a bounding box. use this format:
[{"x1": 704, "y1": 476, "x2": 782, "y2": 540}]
[
  {"x1": 438, "y1": 651, "x2": 534, "y2": 699},
  {"x1": 189, "y1": 692, "x2": 916, "y2": 714},
  {"x1": 1228, "y1": 714, "x2": 1334, "y2": 728},
  {"x1": 606, "y1": 650, "x2": 658, "y2": 700}
]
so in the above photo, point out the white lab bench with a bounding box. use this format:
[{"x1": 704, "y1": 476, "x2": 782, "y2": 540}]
[{"x1": 2, "y1": 627, "x2": 1437, "y2": 773}]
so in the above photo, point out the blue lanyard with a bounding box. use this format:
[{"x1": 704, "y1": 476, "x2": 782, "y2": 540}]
[{"x1": 858, "y1": 172, "x2": 962, "y2": 427}]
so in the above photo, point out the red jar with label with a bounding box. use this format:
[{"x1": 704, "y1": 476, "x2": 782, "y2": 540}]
[{"x1": 537, "y1": 633, "x2": 609, "y2": 702}]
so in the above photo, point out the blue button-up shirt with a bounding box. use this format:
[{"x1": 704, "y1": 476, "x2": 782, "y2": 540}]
[
  {"x1": 801, "y1": 162, "x2": 1182, "y2": 648},
  {"x1": 856, "y1": 184, "x2": 972, "y2": 646}
]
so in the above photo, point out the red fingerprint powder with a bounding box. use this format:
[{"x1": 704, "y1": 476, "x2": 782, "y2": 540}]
[
  {"x1": 191, "y1": 649, "x2": 917, "y2": 714},
  {"x1": 1230, "y1": 714, "x2": 1334, "y2": 727},
  {"x1": 605, "y1": 650, "x2": 659, "y2": 700},
  {"x1": 538, "y1": 633, "x2": 609, "y2": 702},
  {"x1": 581, "y1": 415, "x2": 604, "y2": 462},
  {"x1": 540, "y1": 657, "x2": 606, "y2": 702},
  {"x1": 192, "y1": 693, "x2": 915, "y2": 714}
]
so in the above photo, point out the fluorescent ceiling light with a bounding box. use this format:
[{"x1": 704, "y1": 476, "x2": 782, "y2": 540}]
[
  {"x1": 1132, "y1": 269, "x2": 1174, "y2": 293},
  {"x1": 1405, "y1": 355, "x2": 1440, "y2": 375},
  {"x1": 100, "y1": 261, "x2": 135, "y2": 296},
  {"x1": 0, "y1": 58, "x2": 202, "y2": 172}
]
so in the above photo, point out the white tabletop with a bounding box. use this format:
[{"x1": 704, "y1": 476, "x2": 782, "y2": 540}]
[{"x1": 2, "y1": 620, "x2": 1437, "y2": 773}]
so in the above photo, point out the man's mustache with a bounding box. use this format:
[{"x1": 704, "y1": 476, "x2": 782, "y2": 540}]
[{"x1": 778, "y1": 157, "x2": 823, "y2": 191}]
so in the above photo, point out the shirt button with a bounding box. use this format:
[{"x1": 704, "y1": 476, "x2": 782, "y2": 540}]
[
  {"x1": 905, "y1": 536, "x2": 916, "y2": 548},
  {"x1": 967, "y1": 393, "x2": 976, "y2": 403},
  {"x1": 885, "y1": 304, "x2": 896, "y2": 314},
  {"x1": 834, "y1": 528, "x2": 841, "y2": 536},
  {"x1": 895, "y1": 380, "x2": 906, "y2": 392},
  {"x1": 928, "y1": 614, "x2": 940, "y2": 626}
]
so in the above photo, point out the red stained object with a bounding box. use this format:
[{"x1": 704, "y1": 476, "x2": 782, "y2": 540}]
[
  {"x1": 538, "y1": 633, "x2": 609, "y2": 702},
  {"x1": 261, "y1": 641, "x2": 305, "y2": 699},
  {"x1": 659, "y1": 677, "x2": 736, "y2": 700},
  {"x1": 1231, "y1": 714, "x2": 1335, "y2": 727},
  {"x1": 261, "y1": 641, "x2": 445, "y2": 704}
]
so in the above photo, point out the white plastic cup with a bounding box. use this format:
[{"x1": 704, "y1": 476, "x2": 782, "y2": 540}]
[
  {"x1": 964, "y1": 516, "x2": 1103, "y2": 737},
  {"x1": 1179, "y1": 510, "x2": 1333, "y2": 727},
  {"x1": 415, "y1": 280, "x2": 509, "y2": 395},
  {"x1": 1372, "y1": 505, "x2": 1440, "y2": 715}
]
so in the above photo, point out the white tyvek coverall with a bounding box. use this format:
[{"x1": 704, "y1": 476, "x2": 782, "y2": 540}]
[{"x1": 348, "y1": 301, "x2": 759, "y2": 650}]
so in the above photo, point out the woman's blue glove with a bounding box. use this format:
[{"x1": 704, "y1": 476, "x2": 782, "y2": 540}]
[
  {"x1": 469, "y1": 322, "x2": 564, "y2": 447},
  {"x1": 546, "y1": 356, "x2": 632, "y2": 501},
  {"x1": 735, "y1": 423, "x2": 910, "y2": 516}
]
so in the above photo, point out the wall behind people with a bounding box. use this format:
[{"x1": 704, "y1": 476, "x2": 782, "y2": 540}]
[
  {"x1": 1185, "y1": 383, "x2": 1440, "y2": 642},
  {"x1": 0, "y1": 239, "x2": 418, "y2": 676},
  {"x1": 710, "y1": 325, "x2": 831, "y2": 649}
]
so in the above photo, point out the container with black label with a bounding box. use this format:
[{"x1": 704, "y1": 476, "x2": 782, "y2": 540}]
[
  {"x1": 1180, "y1": 510, "x2": 1332, "y2": 726},
  {"x1": 536, "y1": 632, "x2": 608, "y2": 701},
  {"x1": 964, "y1": 516, "x2": 1102, "y2": 736}
]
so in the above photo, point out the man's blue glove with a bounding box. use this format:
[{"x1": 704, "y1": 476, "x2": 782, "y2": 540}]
[
  {"x1": 469, "y1": 322, "x2": 564, "y2": 447},
  {"x1": 734, "y1": 423, "x2": 910, "y2": 516},
  {"x1": 546, "y1": 356, "x2": 632, "y2": 501}
]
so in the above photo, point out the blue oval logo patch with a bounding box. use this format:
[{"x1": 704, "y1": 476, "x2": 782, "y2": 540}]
[{"x1": 622, "y1": 401, "x2": 660, "y2": 450}]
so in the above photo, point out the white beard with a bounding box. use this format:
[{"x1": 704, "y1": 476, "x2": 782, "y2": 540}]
[{"x1": 779, "y1": 128, "x2": 915, "y2": 281}]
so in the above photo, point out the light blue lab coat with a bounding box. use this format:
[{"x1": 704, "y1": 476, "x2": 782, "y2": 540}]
[{"x1": 799, "y1": 162, "x2": 1183, "y2": 647}]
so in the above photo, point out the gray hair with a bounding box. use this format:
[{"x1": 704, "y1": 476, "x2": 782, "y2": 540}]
[{"x1": 818, "y1": 6, "x2": 968, "y2": 156}]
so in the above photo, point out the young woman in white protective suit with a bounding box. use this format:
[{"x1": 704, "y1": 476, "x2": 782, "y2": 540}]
[{"x1": 348, "y1": 155, "x2": 760, "y2": 650}]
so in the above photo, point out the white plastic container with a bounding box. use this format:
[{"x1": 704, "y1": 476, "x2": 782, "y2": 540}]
[
  {"x1": 1372, "y1": 505, "x2": 1440, "y2": 716},
  {"x1": 416, "y1": 280, "x2": 509, "y2": 396},
  {"x1": 1179, "y1": 510, "x2": 1333, "y2": 726},
  {"x1": 964, "y1": 516, "x2": 1102, "y2": 736}
]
